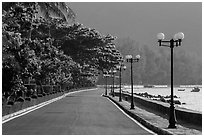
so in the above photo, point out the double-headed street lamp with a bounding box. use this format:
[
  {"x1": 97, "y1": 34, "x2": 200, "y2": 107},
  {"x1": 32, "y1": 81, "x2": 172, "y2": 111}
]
[
  {"x1": 109, "y1": 69, "x2": 117, "y2": 97},
  {"x1": 157, "y1": 32, "x2": 184, "y2": 128},
  {"x1": 125, "y1": 54, "x2": 140, "y2": 109},
  {"x1": 116, "y1": 64, "x2": 126, "y2": 102}
]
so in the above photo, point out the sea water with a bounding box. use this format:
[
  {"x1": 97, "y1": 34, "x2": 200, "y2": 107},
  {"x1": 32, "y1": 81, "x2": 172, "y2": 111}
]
[{"x1": 123, "y1": 86, "x2": 202, "y2": 112}]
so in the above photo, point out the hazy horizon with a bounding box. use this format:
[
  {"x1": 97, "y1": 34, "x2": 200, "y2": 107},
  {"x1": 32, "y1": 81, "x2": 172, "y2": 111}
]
[{"x1": 68, "y1": 2, "x2": 202, "y2": 60}]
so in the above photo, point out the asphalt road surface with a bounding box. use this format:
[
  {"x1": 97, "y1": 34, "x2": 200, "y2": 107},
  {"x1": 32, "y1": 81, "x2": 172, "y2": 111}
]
[{"x1": 2, "y1": 88, "x2": 154, "y2": 135}]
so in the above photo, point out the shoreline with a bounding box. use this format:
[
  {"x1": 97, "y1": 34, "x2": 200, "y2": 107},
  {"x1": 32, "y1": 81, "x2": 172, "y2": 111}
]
[
  {"x1": 124, "y1": 90, "x2": 202, "y2": 113},
  {"x1": 113, "y1": 91, "x2": 202, "y2": 127},
  {"x1": 97, "y1": 85, "x2": 202, "y2": 112}
]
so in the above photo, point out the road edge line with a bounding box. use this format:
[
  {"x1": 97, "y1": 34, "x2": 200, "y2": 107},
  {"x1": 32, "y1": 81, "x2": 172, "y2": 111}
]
[
  {"x1": 2, "y1": 88, "x2": 98, "y2": 124},
  {"x1": 103, "y1": 94, "x2": 174, "y2": 135},
  {"x1": 102, "y1": 94, "x2": 156, "y2": 135}
]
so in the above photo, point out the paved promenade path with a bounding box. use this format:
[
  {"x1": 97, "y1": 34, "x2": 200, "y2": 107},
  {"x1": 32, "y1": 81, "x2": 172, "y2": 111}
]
[{"x1": 2, "y1": 88, "x2": 154, "y2": 135}]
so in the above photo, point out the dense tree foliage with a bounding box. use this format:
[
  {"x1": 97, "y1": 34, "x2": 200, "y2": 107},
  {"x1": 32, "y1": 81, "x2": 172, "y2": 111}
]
[
  {"x1": 2, "y1": 2, "x2": 76, "y2": 22},
  {"x1": 2, "y1": 2, "x2": 121, "y2": 102}
]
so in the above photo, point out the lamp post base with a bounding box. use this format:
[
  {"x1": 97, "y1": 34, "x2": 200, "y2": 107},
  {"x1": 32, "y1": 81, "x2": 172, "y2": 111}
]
[
  {"x1": 168, "y1": 124, "x2": 177, "y2": 129},
  {"x1": 130, "y1": 104, "x2": 135, "y2": 109},
  {"x1": 168, "y1": 105, "x2": 177, "y2": 128},
  {"x1": 119, "y1": 98, "x2": 122, "y2": 102}
]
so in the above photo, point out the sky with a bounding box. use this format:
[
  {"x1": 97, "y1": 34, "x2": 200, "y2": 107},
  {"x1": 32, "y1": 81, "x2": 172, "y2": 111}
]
[{"x1": 68, "y1": 2, "x2": 202, "y2": 58}]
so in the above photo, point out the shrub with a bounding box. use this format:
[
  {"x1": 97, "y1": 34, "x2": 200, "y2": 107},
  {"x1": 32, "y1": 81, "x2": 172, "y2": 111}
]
[
  {"x1": 24, "y1": 84, "x2": 37, "y2": 97},
  {"x1": 16, "y1": 97, "x2": 25, "y2": 102},
  {"x1": 7, "y1": 101, "x2": 14, "y2": 105},
  {"x1": 37, "y1": 94, "x2": 43, "y2": 97},
  {"x1": 24, "y1": 84, "x2": 37, "y2": 91},
  {"x1": 25, "y1": 97, "x2": 32, "y2": 101},
  {"x1": 42, "y1": 85, "x2": 53, "y2": 93},
  {"x1": 53, "y1": 85, "x2": 61, "y2": 92},
  {"x1": 37, "y1": 86, "x2": 42, "y2": 94},
  {"x1": 42, "y1": 92, "x2": 46, "y2": 96},
  {"x1": 31, "y1": 94, "x2": 37, "y2": 99}
]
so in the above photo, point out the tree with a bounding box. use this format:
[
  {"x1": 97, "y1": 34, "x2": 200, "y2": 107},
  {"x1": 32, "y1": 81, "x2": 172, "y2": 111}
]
[
  {"x1": 2, "y1": 3, "x2": 76, "y2": 101},
  {"x1": 2, "y1": 2, "x2": 76, "y2": 23},
  {"x1": 48, "y1": 22, "x2": 121, "y2": 87},
  {"x1": 2, "y1": 2, "x2": 122, "y2": 101}
]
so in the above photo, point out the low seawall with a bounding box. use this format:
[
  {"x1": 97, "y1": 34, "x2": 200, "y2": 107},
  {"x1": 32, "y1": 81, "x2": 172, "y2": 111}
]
[{"x1": 115, "y1": 92, "x2": 202, "y2": 126}]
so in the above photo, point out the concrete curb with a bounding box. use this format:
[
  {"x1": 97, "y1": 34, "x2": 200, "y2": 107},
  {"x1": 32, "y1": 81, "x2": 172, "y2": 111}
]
[{"x1": 103, "y1": 95, "x2": 174, "y2": 135}]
